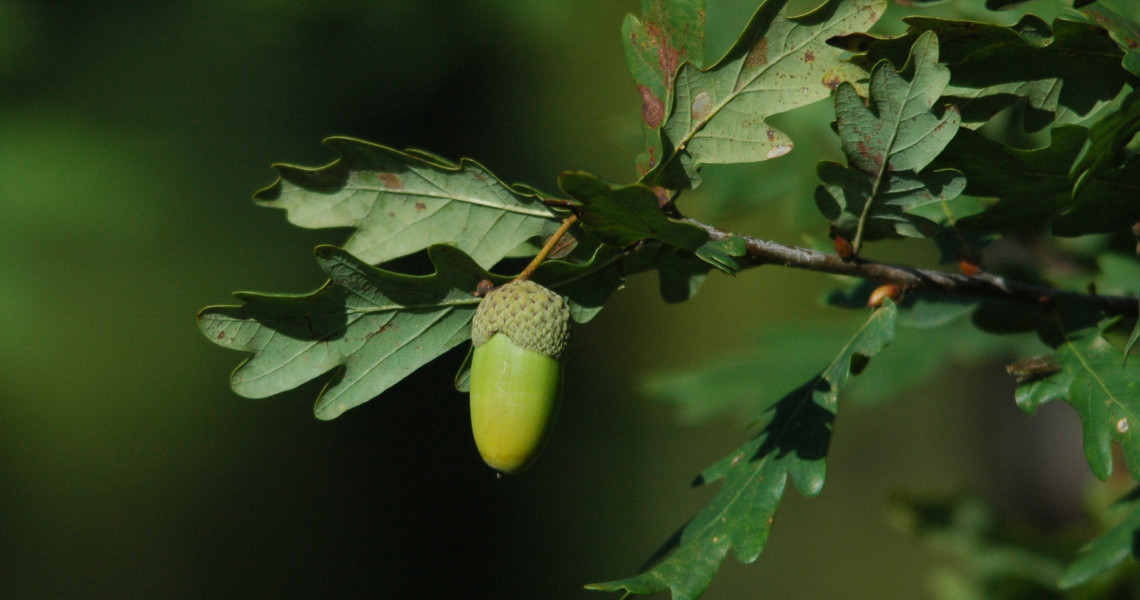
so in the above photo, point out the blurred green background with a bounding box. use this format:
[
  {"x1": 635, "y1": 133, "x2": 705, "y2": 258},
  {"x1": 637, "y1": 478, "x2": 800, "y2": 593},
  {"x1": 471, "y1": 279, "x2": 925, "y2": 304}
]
[{"x1": 0, "y1": 1, "x2": 1102, "y2": 598}]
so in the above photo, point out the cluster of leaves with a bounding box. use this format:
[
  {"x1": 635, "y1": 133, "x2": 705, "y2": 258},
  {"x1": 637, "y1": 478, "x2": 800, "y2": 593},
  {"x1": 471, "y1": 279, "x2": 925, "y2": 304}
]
[
  {"x1": 883, "y1": 486, "x2": 1140, "y2": 600},
  {"x1": 199, "y1": 0, "x2": 1140, "y2": 598}
]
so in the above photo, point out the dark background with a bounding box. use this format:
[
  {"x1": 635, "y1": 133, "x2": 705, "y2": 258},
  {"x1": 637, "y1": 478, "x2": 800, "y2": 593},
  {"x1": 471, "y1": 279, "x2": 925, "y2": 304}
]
[{"x1": 0, "y1": 1, "x2": 1100, "y2": 598}]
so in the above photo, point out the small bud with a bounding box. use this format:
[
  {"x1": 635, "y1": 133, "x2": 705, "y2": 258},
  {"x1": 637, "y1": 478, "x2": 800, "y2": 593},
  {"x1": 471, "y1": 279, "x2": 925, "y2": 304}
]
[
  {"x1": 867, "y1": 284, "x2": 901, "y2": 308},
  {"x1": 957, "y1": 257, "x2": 981, "y2": 276},
  {"x1": 469, "y1": 279, "x2": 570, "y2": 474},
  {"x1": 834, "y1": 235, "x2": 855, "y2": 262}
]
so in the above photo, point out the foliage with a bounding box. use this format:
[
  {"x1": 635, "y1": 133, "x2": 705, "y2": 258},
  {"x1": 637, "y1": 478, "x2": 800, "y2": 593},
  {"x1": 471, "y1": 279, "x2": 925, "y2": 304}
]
[
  {"x1": 588, "y1": 302, "x2": 897, "y2": 599},
  {"x1": 888, "y1": 492, "x2": 1074, "y2": 600},
  {"x1": 815, "y1": 30, "x2": 964, "y2": 253},
  {"x1": 198, "y1": 0, "x2": 1140, "y2": 598},
  {"x1": 252, "y1": 140, "x2": 562, "y2": 269},
  {"x1": 643, "y1": 0, "x2": 884, "y2": 190},
  {"x1": 1015, "y1": 310, "x2": 1140, "y2": 481},
  {"x1": 1059, "y1": 486, "x2": 1140, "y2": 590}
]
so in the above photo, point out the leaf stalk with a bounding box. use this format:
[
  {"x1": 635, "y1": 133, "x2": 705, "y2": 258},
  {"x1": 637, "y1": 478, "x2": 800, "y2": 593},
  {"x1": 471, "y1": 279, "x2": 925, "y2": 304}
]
[{"x1": 515, "y1": 215, "x2": 579, "y2": 282}]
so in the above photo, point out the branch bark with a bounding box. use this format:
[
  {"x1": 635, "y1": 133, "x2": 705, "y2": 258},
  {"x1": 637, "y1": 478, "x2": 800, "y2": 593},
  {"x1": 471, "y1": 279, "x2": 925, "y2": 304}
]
[{"x1": 690, "y1": 220, "x2": 1139, "y2": 318}]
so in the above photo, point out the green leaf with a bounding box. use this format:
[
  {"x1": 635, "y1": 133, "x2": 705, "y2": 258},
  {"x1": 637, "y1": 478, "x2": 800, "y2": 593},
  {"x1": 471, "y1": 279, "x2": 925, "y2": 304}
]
[
  {"x1": 588, "y1": 303, "x2": 897, "y2": 599},
  {"x1": 556, "y1": 171, "x2": 721, "y2": 303},
  {"x1": 1012, "y1": 356, "x2": 1071, "y2": 415},
  {"x1": 253, "y1": 138, "x2": 559, "y2": 269},
  {"x1": 815, "y1": 163, "x2": 963, "y2": 246},
  {"x1": 1052, "y1": 153, "x2": 1140, "y2": 236},
  {"x1": 621, "y1": 242, "x2": 713, "y2": 304},
  {"x1": 644, "y1": 323, "x2": 852, "y2": 422},
  {"x1": 1014, "y1": 313, "x2": 1140, "y2": 480},
  {"x1": 648, "y1": 299, "x2": 1038, "y2": 422},
  {"x1": 1095, "y1": 253, "x2": 1140, "y2": 297},
  {"x1": 624, "y1": 0, "x2": 706, "y2": 176},
  {"x1": 694, "y1": 235, "x2": 747, "y2": 274},
  {"x1": 648, "y1": 0, "x2": 886, "y2": 190},
  {"x1": 1059, "y1": 488, "x2": 1140, "y2": 589},
  {"x1": 1127, "y1": 51, "x2": 1140, "y2": 78},
  {"x1": 199, "y1": 245, "x2": 623, "y2": 420},
  {"x1": 911, "y1": 195, "x2": 994, "y2": 267},
  {"x1": 889, "y1": 492, "x2": 1068, "y2": 600},
  {"x1": 835, "y1": 28, "x2": 959, "y2": 164},
  {"x1": 1071, "y1": 90, "x2": 1140, "y2": 194},
  {"x1": 935, "y1": 126, "x2": 1088, "y2": 233},
  {"x1": 1080, "y1": 3, "x2": 1140, "y2": 76},
  {"x1": 830, "y1": 16, "x2": 1128, "y2": 129},
  {"x1": 984, "y1": 0, "x2": 1032, "y2": 8},
  {"x1": 559, "y1": 171, "x2": 708, "y2": 251},
  {"x1": 814, "y1": 32, "x2": 964, "y2": 252},
  {"x1": 198, "y1": 245, "x2": 488, "y2": 420}
]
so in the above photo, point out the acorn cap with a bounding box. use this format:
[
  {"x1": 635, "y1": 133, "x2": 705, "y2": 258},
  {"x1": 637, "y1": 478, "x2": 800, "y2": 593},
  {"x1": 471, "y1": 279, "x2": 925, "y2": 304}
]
[{"x1": 471, "y1": 279, "x2": 571, "y2": 361}]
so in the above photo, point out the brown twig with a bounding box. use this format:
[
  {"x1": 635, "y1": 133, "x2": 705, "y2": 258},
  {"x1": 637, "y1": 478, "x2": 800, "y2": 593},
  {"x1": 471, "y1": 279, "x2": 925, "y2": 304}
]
[
  {"x1": 690, "y1": 220, "x2": 1139, "y2": 318},
  {"x1": 515, "y1": 215, "x2": 579, "y2": 283}
]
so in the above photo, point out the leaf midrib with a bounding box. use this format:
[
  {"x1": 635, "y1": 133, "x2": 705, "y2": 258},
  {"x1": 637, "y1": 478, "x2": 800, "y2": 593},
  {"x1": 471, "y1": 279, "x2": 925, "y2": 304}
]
[
  {"x1": 338, "y1": 183, "x2": 555, "y2": 219},
  {"x1": 1067, "y1": 335, "x2": 1140, "y2": 427},
  {"x1": 653, "y1": 307, "x2": 890, "y2": 586}
]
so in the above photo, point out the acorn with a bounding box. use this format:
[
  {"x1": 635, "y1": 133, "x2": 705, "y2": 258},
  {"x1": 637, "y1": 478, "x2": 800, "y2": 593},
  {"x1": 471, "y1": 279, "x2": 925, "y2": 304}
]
[{"x1": 469, "y1": 279, "x2": 571, "y2": 474}]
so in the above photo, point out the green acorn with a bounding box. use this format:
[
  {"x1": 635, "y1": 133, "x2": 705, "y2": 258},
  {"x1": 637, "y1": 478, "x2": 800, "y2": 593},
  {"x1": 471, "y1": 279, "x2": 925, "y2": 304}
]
[{"x1": 469, "y1": 279, "x2": 571, "y2": 474}]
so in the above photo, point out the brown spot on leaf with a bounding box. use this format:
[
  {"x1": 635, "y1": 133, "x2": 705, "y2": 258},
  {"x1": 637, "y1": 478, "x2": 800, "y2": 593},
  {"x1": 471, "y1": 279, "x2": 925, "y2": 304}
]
[
  {"x1": 766, "y1": 129, "x2": 776, "y2": 142},
  {"x1": 365, "y1": 324, "x2": 391, "y2": 341},
  {"x1": 415, "y1": 202, "x2": 427, "y2": 211},
  {"x1": 856, "y1": 141, "x2": 881, "y2": 168},
  {"x1": 637, "y1": 146, "x2": 658, "y2": 176},
  {"x1": 379, "y1": 173, "x2": 403, "y2": 189},
  {"x1": 216, "y1": 330, "x2": 226, "y2": 340},
  {"x1": 547, "y1": 232, "x2": 578, "y2": 259},
  {"x1": 823, "y1": 73, "x2": 842, "y2": 90},
  {"x1": 646, "y1": 23, "x2": 681, "y2": 87},
  {"x1": 745, "y1": 38, "x2": 768, "y2": 68},
  {"x1": 804, "y1": 50, "x2": 815, "y2": 63},
  {"x1": 638, "y1": 84, "x2": 665, "y2": 129}
]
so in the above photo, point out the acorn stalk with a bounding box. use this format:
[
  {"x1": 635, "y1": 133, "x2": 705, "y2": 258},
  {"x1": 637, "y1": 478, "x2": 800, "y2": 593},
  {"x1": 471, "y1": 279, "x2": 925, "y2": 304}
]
[{"x1": 469, "y1": 279, "x2": 570, "y2": 474}]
